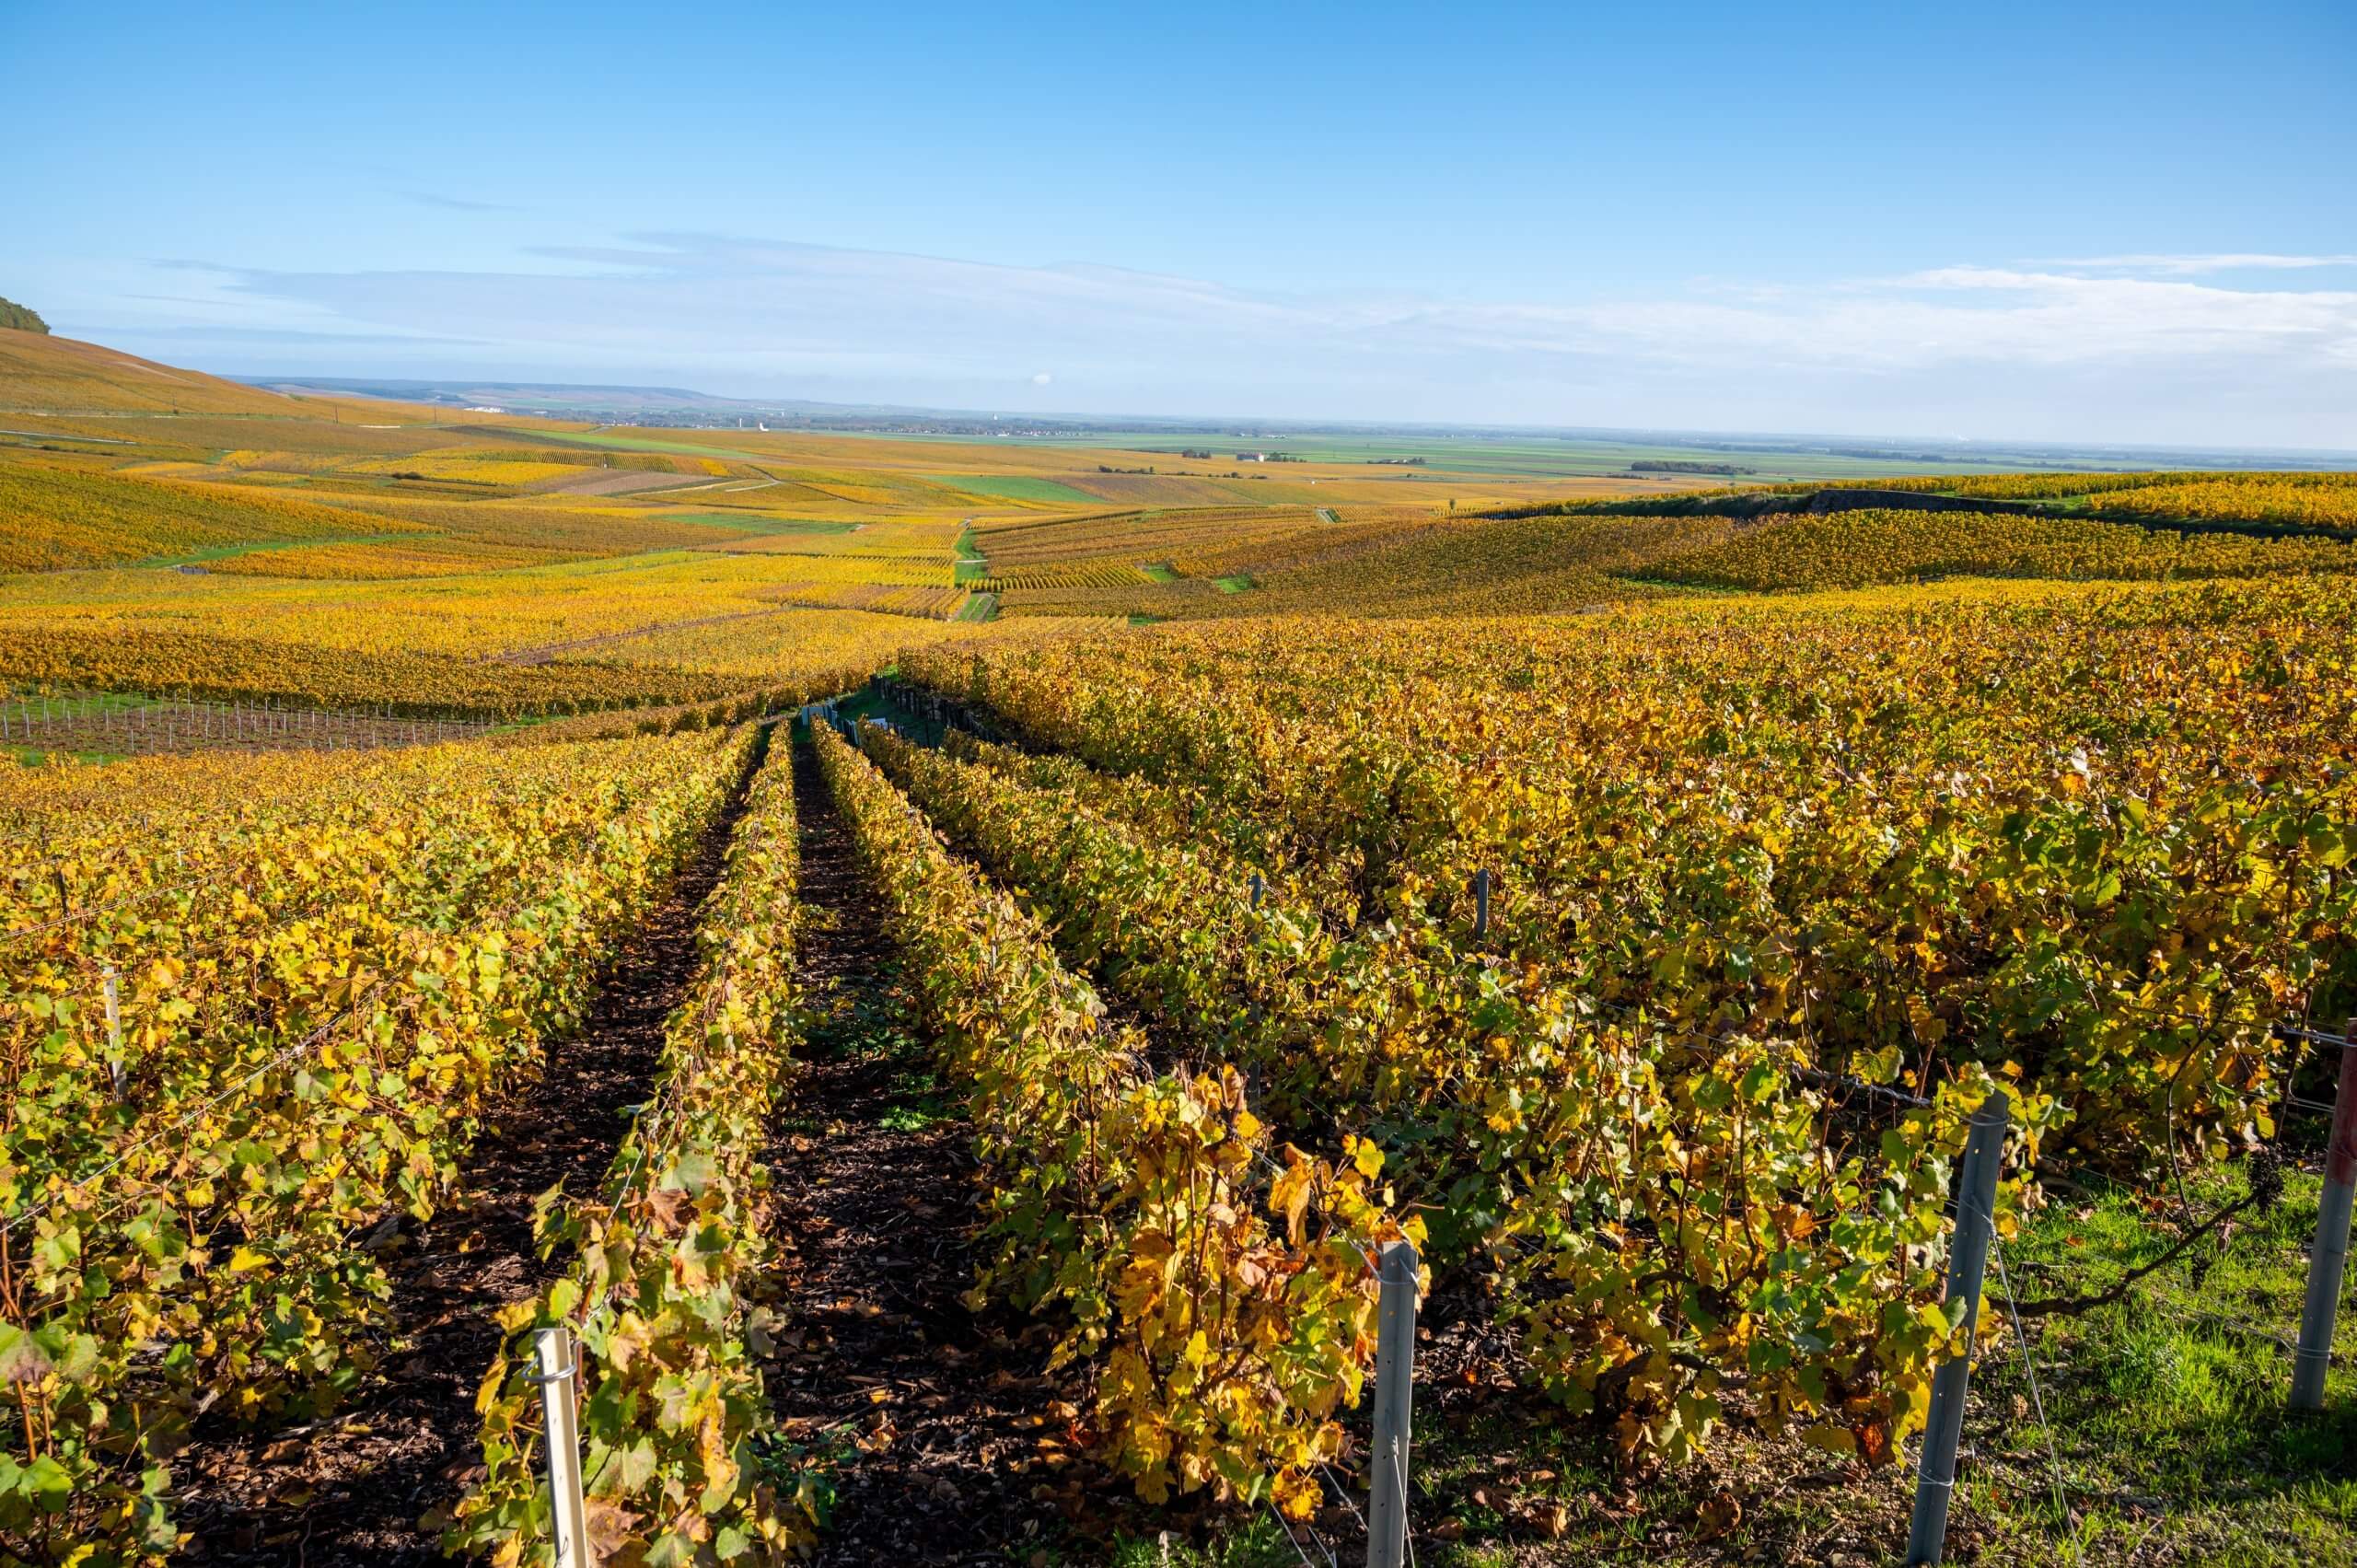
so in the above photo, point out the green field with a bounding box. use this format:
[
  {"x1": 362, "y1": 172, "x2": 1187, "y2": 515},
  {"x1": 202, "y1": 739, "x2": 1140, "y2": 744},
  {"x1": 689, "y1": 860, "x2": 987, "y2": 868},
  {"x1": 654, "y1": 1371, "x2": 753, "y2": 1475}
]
[
  {"x1": 959, "y1": 429, "x2": 2343, "y2": 484},
  {"x1": 927, "y1": 473, "x2": 1105, "y2": 505},
  {"x1": 138, "y1": 530, "x2": 415, "y2": 568}
]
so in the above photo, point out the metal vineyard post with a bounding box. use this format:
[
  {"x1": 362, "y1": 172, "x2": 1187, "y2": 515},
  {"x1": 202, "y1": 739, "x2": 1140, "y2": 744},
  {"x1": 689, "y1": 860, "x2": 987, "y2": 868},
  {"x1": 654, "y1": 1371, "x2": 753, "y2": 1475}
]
[
  {"x1": 2292, "y1": 1018, "x2": 2357, "y2": 1411},
  {"x1": 1367, "y1": 1238, "x2": 1421, "y2": 1568},
  {"x1": 1906, "y1": 1086, "x2": 2010, "y2": 1566}
]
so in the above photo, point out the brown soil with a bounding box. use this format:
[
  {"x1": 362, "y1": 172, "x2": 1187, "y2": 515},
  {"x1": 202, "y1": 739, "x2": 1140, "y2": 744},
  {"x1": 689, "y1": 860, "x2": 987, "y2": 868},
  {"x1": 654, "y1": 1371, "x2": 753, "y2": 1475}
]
[
  {"x1": 528, "y1": 470, "x2": 707, "y2": 497},
  {"x1": 168, "y1": 754, "x2": 761, "y2": 1565},
  {"x1": 760, "y1": 736, "x2": 1094, "y2": 1566}
]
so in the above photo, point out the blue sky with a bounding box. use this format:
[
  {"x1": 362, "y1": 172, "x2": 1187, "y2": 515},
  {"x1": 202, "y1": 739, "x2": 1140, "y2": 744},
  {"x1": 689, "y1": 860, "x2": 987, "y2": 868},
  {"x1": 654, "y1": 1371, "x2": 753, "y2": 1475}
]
[{"x1": 6, "y1": 0, "x2": 2354, "y2": 446}]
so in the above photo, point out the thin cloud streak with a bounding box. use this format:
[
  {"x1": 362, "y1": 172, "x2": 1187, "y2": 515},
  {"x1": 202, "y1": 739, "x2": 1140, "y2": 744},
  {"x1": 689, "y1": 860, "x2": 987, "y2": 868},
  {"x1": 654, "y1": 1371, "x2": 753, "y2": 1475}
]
[
  {"x1": 397, "y1": 191, "x2": 524, "y2": 214},
  {"x1": 93, "y1": 324, "x2": 493, "y2": 347},
  {"x1": 2033, "y1": 252, "x2": 2357, "y2": 274},
  {"x1": 150, "y1": 232, "x2": 2357, "y2": 445}
]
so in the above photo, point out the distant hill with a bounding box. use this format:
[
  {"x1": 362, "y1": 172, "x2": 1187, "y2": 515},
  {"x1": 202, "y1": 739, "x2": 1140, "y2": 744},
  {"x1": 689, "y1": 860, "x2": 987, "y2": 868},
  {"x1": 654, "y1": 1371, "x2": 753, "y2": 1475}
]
[
  {"x1": 0, "y1": 329, "x2": 310, "y2": 415},
  {"x1": 0, "y1": 298, "x2": 48, "y2": 335},
  {"x1": 241, "y1": 376, "x2": 914, "y2": 421}
]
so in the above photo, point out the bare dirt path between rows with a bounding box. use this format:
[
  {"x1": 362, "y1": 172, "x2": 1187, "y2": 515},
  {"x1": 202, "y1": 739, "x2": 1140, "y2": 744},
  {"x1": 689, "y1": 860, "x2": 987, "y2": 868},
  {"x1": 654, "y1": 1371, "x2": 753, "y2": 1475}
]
[
  {"x1": 171, "y1": 759, "x2": 761, "y2": 1566},
  {"x1": 759, "y1": 736, "x2": 1089, "y2": 1566}
]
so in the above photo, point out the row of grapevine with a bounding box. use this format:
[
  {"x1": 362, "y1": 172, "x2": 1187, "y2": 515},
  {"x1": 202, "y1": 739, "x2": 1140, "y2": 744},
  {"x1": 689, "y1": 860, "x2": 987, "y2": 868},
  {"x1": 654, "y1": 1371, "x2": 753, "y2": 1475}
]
[
  {"x1": 0, "y1": 727, "x2": 752, "y2": 1563},
  {"x1": 900, "y1": 584, "x2": 2357, "y2": 1162},
  {"x1": 767, "y1": 582, "x2": 971, "y2": 621},
  {"x1": 864, "y1": 726, "x2": 2011, "y2": 1468},
  {"x1": 0, "y1": 458, "x2": 429, "y2": 573},
  {"x1": 1643, "y1": 507, "x2": 2357, "y2": 591},
  {"x1": 811, "y1": 723, "x2": 1413, "y2": 1515},
  {"x1": 975, "y1": 563, "x2": 1155, "y2": 592},
  {"x1": 453, "y1": 732, "x2": 821, "y2": 1566},
  {"x1": 980, "y1": 513, "x2": 1746, "y2": 622},
  {"x1": 1804, "y1": 469, "x2": 2357, "y2": 527},
  {"x1": 992, "y1": 578, "x2": 1228, "y2": 620},
  {"x1": 0, "y1": 627, "x2": 727, "y2": 721},
  {"x1": 2088, "y1": 471, "x2": 2357, "y2": 533},
  {"x1": 1164, "y1": 508, "x2": 1446, "y2": 581},
  {"x1": 1812, "y1": 471, "x2": 2185, "y2": 500}
]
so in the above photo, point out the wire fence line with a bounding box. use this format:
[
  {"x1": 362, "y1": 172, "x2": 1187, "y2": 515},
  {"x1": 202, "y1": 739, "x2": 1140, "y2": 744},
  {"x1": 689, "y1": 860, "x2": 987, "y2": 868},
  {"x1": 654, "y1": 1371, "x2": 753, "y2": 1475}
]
[
  {"x1": 0, "y1": 686, "x2": 499, "y2": 759},
  {"x1": 1986, "y1": 1225, "x2": 2071, "y2": 1527}
]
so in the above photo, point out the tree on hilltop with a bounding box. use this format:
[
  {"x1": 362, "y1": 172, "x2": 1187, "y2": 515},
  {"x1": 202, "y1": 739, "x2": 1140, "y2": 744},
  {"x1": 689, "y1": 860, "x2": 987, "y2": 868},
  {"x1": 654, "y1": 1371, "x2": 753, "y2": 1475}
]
[{"x1": 0, "y1": 297, "x2": 51, "y2": 334}]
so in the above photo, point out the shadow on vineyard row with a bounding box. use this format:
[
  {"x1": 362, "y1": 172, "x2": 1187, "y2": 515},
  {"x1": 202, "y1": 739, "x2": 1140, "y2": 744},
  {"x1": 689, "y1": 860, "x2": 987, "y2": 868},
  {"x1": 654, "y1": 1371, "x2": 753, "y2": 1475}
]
[
  {"x1": 163, "y1": 750, "x2": 764, "y2": 1564},
  {"x1": 754, "y1": 733, "x2": 1096, "y2": 1564}
]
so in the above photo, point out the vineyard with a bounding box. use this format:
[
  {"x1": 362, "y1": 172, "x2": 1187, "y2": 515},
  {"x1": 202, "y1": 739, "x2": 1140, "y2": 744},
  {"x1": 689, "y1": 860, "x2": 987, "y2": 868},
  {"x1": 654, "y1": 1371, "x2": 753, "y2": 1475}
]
[
  {"x1": 2, "y1": 726, "x2": 752, "y2": 1562},
  {"x1": 2, "y1": 324, "x2": 2355, "y2": 1565},
  {"x1": 1814, "y1": 470, "x2": 2357, "y2": 530},
  {"x1": 1531, "y1": 470, "x2": 2357, "y2": 539},
  {"x1": 1642, "y1": 508, "x2": 2357, "y2": 591},
  {"x1": 6, "y1": 576, "x2": 2351, "y2": 1562},
  {"x1": 0, "y1": 460, "x2": 432, "y2": 573}
]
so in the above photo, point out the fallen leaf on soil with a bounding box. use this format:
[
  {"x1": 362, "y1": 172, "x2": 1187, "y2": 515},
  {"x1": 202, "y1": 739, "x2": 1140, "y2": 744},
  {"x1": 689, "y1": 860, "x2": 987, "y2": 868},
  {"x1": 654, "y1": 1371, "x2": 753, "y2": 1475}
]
[{"x1": 1695, "y1": 1490, "x2": 1742, "y2": 1540}]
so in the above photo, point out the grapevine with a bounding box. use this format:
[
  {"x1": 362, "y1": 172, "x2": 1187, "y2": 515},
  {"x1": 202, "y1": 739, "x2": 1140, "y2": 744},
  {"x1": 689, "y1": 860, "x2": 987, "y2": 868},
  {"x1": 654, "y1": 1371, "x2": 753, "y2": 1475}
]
[{"x1": 813, "y1": 723, "x2": 1415, "y2": 1514}]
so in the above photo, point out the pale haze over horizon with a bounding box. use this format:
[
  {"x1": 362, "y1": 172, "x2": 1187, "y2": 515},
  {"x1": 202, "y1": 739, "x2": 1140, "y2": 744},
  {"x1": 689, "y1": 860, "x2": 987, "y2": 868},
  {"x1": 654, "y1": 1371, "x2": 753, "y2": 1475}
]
[{"x1": 6, "y1": 0, "x2": 2354, "y2": 447}]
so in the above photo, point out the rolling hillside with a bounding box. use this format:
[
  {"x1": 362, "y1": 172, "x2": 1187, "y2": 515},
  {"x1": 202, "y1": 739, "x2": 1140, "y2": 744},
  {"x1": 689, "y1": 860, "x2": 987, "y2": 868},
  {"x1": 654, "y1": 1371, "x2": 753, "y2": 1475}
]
[
  {"x1": 0, "y1": 328, "x2": 496, "y2": 434},
  {"x1": 0, "y1": 328, "x2": 316, "y2": 415}
]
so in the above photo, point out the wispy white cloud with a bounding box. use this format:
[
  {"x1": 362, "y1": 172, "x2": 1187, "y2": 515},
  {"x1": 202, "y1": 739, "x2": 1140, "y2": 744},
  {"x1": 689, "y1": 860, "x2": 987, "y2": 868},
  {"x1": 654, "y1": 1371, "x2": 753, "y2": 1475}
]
[
  {"x1": 87, "y1": 324, "x2": 491, "y2": 346},
  {"x1": 90, "y1": 232, "x2": 2357, "y2": 446},
  {"x1": 219, "y1": 235, "x2": 2357, "y2": 369},
  {"x1": 2032, "y1": 252, "x2": 2357, "y2": 274},
  {"x1": 397, "y1": 191, "x2": 524, "y2": 215}
]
